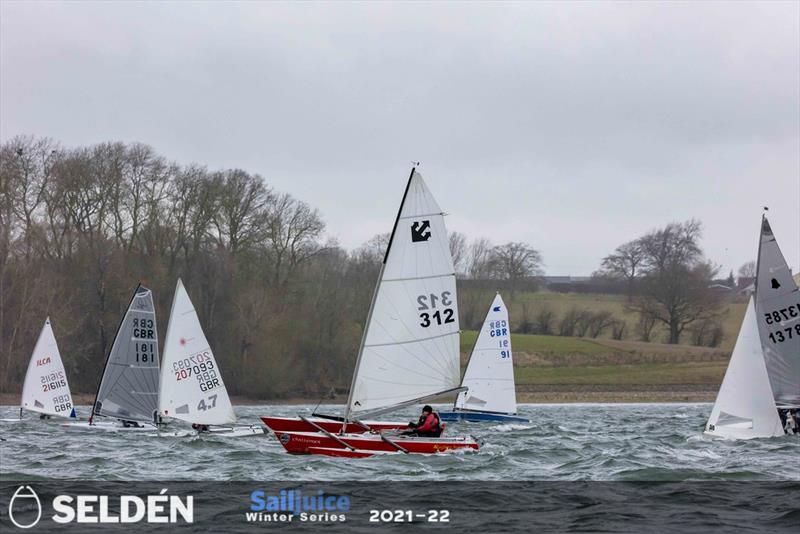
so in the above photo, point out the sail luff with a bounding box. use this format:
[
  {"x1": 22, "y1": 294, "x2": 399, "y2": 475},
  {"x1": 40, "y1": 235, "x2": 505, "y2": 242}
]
[{"x1": 344, "y1": 167, "x2": 417, "y2": 423}]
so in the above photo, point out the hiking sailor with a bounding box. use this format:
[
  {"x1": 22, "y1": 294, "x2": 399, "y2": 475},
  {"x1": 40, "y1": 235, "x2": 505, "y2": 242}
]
[{"x1": 402, "y1": 405, "x2": 443, "y2": 437}]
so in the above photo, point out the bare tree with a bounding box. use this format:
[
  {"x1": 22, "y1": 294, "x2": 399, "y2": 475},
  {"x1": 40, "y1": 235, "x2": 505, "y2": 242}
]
[
  {"x1": 211, "y1": 169, "x2": 272, "y2": 254},
  {"x1": 596, "y1": 239, "x2": 646, "y2": 301},
  {"x1": 488, "y1": 242, "x2": 544, "y2": 298},
  {"x1": 449, "y1": 231, "x2": 467, "y2": 275},
  {"x1": 466, "y1": 237, "x2": 493, "y2": 280},
  {"x1": 737, "y1": 260, "x2": 756, "y2": 286},
  {"x1": 628, "y1": 221, "x2": 723, "y2": 344}
]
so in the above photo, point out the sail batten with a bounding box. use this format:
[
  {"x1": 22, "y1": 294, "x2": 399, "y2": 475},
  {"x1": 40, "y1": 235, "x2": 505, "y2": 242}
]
[
  {"x1": 159, "y1": 279, "x2": 236, "y2": 426},
  {"x1": 93, "y1": 286, "x2": 160, "y2": 424},
  {"x1": 346, "y1": 168, "x2": 462, "y2": 418}
]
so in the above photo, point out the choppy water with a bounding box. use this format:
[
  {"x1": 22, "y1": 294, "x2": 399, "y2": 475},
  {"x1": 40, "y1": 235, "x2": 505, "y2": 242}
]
[{"x1": 1, "y1": 403, "x2": 798, "y2": 481}]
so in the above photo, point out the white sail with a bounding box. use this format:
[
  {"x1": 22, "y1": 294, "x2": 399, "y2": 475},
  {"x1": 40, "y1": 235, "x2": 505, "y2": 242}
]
[
  {"x1": 454, "y1": 293, "x2": 518, "y2": 415},
  {"x1": 20, "y1": 318, "x2": 76, "y2": 419},
  {"x1": 92, "y1": 285, "x2": 160, "y2": 423},
  {"x1": 346, "y1": 169, "x2": 461, "y2": 418},
  {"x1": 705, "y1": 298, "x2": 784, "y2": 439},
  {"x1": 754, "y1": 216, "x2": 800, "y2": 406},
  {"x1": 159, "y1": 279, "x2": 236, "y2": 425}
]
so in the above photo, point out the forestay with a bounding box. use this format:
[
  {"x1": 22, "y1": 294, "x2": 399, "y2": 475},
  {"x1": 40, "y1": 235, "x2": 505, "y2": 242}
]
[
  {"x1": 21, "y1": 318, "x2": 76, "y2": 419},
  {"x1": 455, "y1": 293, "x2": 518, "y2": 415},
  {"x1": 159, "y1": 279, "x2": 236, "y2": 425},
  {"x1": 93, "y1": 285, "x2": 160, "y2": 424},
  {"x1": 346, "y1": 169, "x2": 461, "y2": 418},
  {"x1": 754, "y1": 217, "x2": 800, "y2": 406},
  {"x1": 705, "y1": 298, "x2": 784, "y2": 439}
]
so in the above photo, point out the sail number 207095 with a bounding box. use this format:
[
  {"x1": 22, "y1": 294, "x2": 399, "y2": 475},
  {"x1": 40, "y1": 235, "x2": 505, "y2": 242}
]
[{"x1": 417, "y1": 291, "x2": 455, "y2": 328}]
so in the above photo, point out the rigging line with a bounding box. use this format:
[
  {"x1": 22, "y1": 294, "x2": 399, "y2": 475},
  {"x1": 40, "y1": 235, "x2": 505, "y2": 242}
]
[
  {"x1": 384, "y1": 266, "x2": 454, "y2": 368},
  {"x1": 366, "y1": 334, "x2": 454, "y2": 381},
  {"x1": 400, "y1": 274, "x2": 455, "y2": 378},
  {"x1": 382, "y1": 273, "x2": 454, "y2": 282},
  {"x1": 364, "y1": 330, "x2": 458, "y2": 348},
  {"x1": 367, "y1": 317, "x2": 455, "y2": 379},
  {"x1": 366, "y1": 345, "x2": 454, "y2": 382},
  {"x1": 356, "y1": 375, "x2": 453, "y2": 388},
  {"x1": 419, "y1": 275, "x2": 460, "y2": 376},
  {"x1": 398, "y1": 212, "x2": 444, "y2": 220},
  {"x1": 124, "y1": 338, "x2": 158, "y2": 411}
]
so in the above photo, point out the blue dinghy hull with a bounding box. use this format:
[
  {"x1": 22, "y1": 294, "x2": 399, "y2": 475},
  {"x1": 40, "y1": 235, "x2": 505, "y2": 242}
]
[{"x1": 438, "y1": 411, "x2": 530, "y2": 423}]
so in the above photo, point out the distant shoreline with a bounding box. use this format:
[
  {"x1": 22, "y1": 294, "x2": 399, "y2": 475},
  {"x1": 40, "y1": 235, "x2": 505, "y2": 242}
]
[{"x1": 0, "y1": 387, "x2": 716, "y2": 407}]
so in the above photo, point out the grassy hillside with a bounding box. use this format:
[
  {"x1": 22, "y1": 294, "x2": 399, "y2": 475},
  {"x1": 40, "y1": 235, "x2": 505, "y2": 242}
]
[
  {"x1": 473, "y1": 291, "x2": 747, "y2": 351},
  {"x1": 459, "y1": 327, "x2": 730, "y2": 402}
]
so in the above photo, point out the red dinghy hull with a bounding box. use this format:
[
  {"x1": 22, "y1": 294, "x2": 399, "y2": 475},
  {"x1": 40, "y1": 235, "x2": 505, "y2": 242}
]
[
  {"x1": 274, "y1": 430, "x2": 479, "y2": 455},
  {"x1": 260, "y1": 416, "x2": 408, "y2": 434},
  {"x1": 306, "y1": 447, "x2": 391, "y2": 458}
]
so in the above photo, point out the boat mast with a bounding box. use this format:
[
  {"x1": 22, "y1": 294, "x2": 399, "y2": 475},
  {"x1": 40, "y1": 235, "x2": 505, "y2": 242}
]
[
  {"x1": 342, "y1": 166, "x2": 417, "y2": 425},
  {"x1": 753, "y1": 210, "x2": 768, "y2": 304}
]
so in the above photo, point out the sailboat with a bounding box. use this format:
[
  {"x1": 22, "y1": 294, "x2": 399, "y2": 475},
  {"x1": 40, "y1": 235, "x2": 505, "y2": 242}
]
[
  {"x1": 0, "y1": 318, "x2": 77, "y2": 422},
  {"x1": 266, "y1": 166, "x2": 479, "y2": 456},
  {"x1": 705, "y1": 215, "x2": 799, "y2": 439},
  {"x1": 158, "y1": 279, "x2": 265, "y2": 437},
  {"x1": 439, "y1": 293, "x2": 529, "y2": 423},
  {"x1": 64, "y1": 284, "x2": 161, "y2": 431}
]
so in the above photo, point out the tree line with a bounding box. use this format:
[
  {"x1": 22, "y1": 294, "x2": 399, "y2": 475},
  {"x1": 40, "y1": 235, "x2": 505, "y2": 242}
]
[{"x1": 0, "y1": 136, "x2": 544, "y2": 397}]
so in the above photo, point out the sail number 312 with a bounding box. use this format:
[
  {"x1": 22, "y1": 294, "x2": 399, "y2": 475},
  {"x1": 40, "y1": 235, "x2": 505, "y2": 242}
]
[{"x1": 417, "y1": 292, "x2": 455, "y2": 328}]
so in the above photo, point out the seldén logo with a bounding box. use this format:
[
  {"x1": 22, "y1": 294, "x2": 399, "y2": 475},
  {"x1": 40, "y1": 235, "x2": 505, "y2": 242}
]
[
  {"x1": 7, "y1": 486, "x2": 193, "y2": 528},
  {"x1": 8, "y1": 486, "x2": 42, "y2": 529}
]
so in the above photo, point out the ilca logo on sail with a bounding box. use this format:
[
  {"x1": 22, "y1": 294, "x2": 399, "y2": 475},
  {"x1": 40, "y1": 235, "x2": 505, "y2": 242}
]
[
  {"x1": 411, "y1": 220, "x2": 431, "y2": 242},
  {"x1": 8, "y1": 485, "x2": 43, "y2": 529}
]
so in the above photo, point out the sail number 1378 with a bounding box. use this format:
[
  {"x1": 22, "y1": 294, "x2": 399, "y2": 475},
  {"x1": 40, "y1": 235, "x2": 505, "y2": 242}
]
[{"x1": 417, "y1": 292, "x2": 455, "y2": 328}]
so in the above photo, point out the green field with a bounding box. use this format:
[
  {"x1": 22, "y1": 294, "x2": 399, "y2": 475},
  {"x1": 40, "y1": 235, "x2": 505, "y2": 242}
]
[
  {"x1": 514, "y1": 362, "x2": 726, "y2": 386},
  {"x1": 459, "y1": 321, "x2": 730, "y2": 396},
  {"x1": 469, "y1": 291, "x2": 747, "y2": 351}
]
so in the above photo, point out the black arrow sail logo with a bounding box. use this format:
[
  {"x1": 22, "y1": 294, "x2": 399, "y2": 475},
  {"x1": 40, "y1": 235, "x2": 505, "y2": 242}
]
[
  {"x1": 411, "y1": 220, "x2": 432, "y2": 242},
  {"x1": 771, "y1": 278, "x2": 781, "y2": 289}
]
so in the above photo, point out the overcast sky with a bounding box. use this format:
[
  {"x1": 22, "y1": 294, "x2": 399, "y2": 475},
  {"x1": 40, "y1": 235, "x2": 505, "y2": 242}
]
[{"x1": 2, "y1": 1, "x2": 798, "y2": 276}]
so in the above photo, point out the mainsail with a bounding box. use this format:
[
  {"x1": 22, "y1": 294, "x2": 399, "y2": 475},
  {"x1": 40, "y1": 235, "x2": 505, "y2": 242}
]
[
  {"x1": 92, "y1": 285, "x2": 160, "y2": 424},
  {"x1": 705, "y1": 298, "x2": 784, "y2": 439},
  {"x1": 345, "y1": 168, "x2": 462, "y2": 419},
  {"x1": 454, "y1": 293, "x2": 518, "y2": 415},
  {"x1": 21, "y1": 318, "x2": 76, "y2": 419},
  {"x1": 754, "y1": 216, "x2": 800, "y2": 406},
  {"x1": 159, "y1": 279, "x2": 236, "y2": 425}
]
